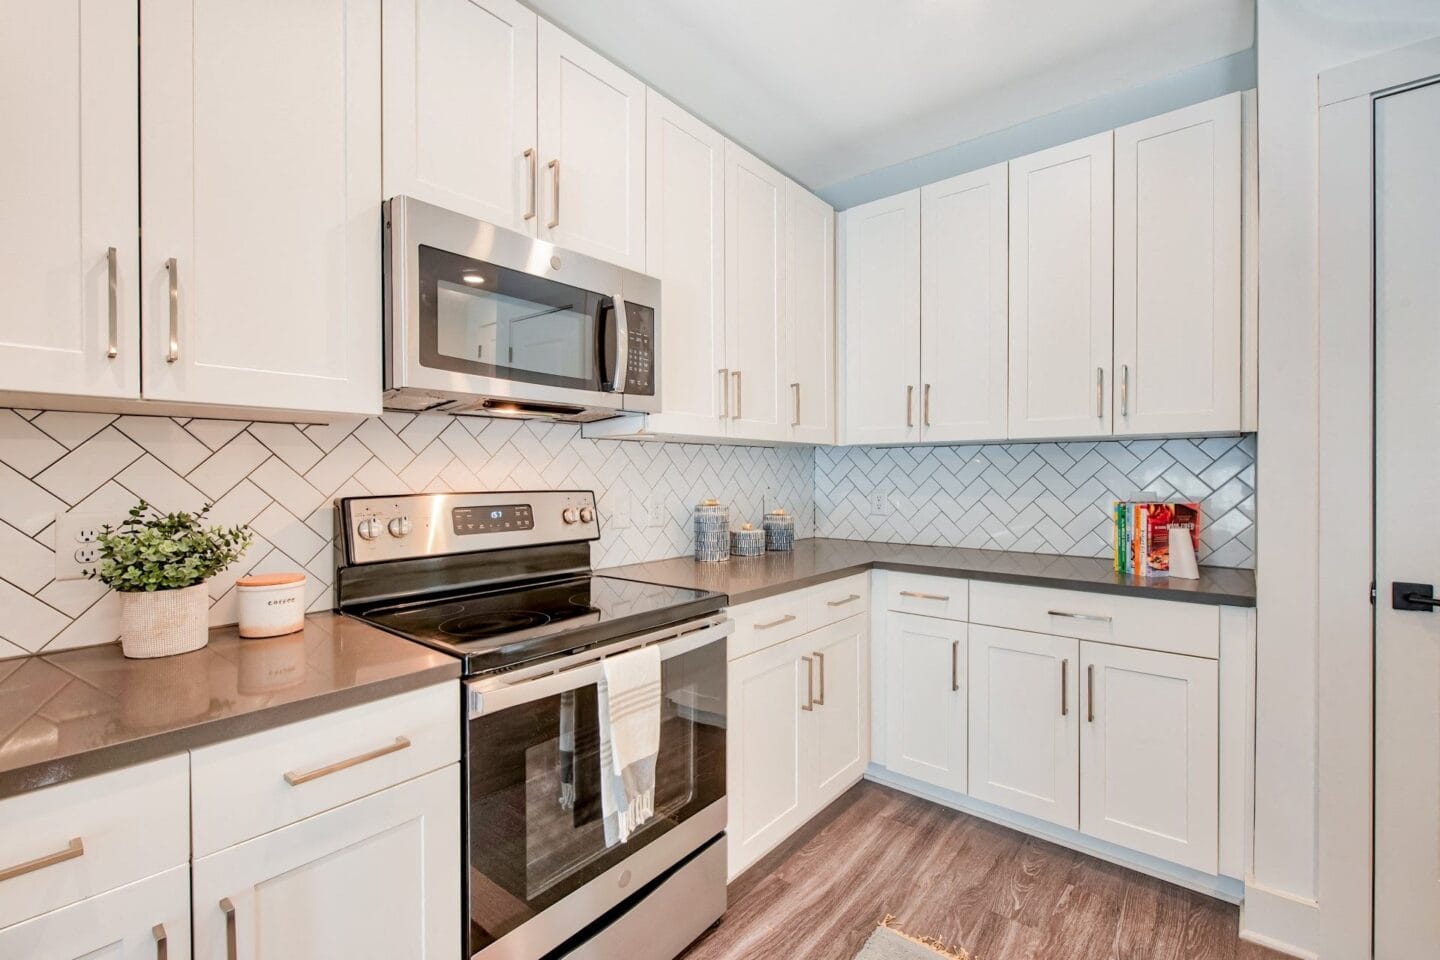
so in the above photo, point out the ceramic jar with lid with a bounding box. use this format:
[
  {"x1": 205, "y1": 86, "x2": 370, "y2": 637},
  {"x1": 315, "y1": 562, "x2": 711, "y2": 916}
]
[
  {"x1": 236, "y1": 572, "x2": 307, "y2": 638},
  {"x1": 762, "y1": 508, "x2": 795, "y2": 552},
  {"x1": 694, "y1": 499, "x2": 730, "y2": 562},
  {"x1": 730, "y1": 523, "x2": 766, "y2": 557}
]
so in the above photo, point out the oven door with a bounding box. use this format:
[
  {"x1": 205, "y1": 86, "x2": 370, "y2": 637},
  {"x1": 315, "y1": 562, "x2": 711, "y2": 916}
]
[{"x1": 463, "y1": 620, "x2": 728, "y2": 960}]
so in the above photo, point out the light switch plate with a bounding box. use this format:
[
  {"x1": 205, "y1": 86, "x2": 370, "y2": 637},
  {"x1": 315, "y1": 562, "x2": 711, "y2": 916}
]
[
  {"x1": 609, "y1": 491, "x2": 631, "y2": 530},
  {"x1": 53, "y1": 511, "x2": 117, "y2": 580},
  {"x1": 648, "y1": 498, "x2": 668, "y2": 529}
]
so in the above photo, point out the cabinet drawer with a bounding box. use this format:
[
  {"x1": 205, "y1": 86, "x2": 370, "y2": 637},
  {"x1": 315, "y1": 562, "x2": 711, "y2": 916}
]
[
  {"x1": 728, "y1": 591, "x2": 814, "y2": 660},
  {"x1": 190, "y1": 682, "x2": 459, "y2": 857},
  {"x1": 885, "y1": 573, "x2": 968, "y2": 621},
  {"x1": 810, "y1": 574, "x2": 869, "y2": 627},
  {"x1": 0, "y1": 754, "x2": 188, "y2": 929},
  {"x1": 970, "y1": 581, "x2": 1219, "y2": 659},
  {"x1": 0, "y1": 864, "x2": 191, "y2": 958}
]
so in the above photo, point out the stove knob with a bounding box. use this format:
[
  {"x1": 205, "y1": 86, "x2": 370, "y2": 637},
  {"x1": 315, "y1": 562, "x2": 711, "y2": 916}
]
[
  {"x1": 579, "y1": 507, "x2": 595, "y2": 524},
  {"x1": 356, "y1": 518, "x2": 381, "y2": 541},
  {"x1": 562, "y1": 507, "x2": 580, "y2": 525},
  {"x1": 387, "y1": 517, "x2": 413, "y2": 538}
]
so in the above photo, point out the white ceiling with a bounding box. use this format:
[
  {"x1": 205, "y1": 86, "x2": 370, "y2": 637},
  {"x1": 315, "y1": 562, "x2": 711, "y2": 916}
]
[{"x1": 526, "y1": 0, "x2": 1255, "y2": 192}]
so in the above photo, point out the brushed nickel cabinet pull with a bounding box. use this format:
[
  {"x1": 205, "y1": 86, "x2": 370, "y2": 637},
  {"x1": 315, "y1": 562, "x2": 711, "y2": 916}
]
[
  {"x1": 719, "y1": 368, "x2": 729, "y2": 418},
  {"x1": 1047, "y1": 610, "x2": 1112, "y2": 624},
  {"x1": 732, "y1": 370, "x2": 742, "y2": 419},
  {"x1": 221, "y1": 898, "x2": 237, "y2": 960},
  {"x1": 791, "y1": 382, "x2": 800, "y2": 426},
  {"x1": 0, "y1": 836, "x2": 84, "y2": 883},
  {"x1": 899, "y1": 590, "x2": 949, "y2": 602},
  {"x1": 1087, "y1": 665, "x2": 1095, "y2": 723},
  {"x1": 153, "y1": 923, "x2": 168, "y2": 960},
  {"x1": 546, "y1": 159, "x2": 560, "y2": 229},
  {"x1": 283, "y1": 736, "x2": 411, "y2": 786},
  {"x1": 165, "y1": 257, "x2": 179, "y2": 363},
  {"x1": 1061, "y1": 658, "x2": 1068, "y2": 716},
  {"x1": 951, "y1": 640, "x2": 959, "y2": 692},
  {"x1": 1095, "y1": 366, "x2": 1104, "y2": 418},
  {"x1": 923, "y1": 383, "x2": 932, "y2": 427},
  {"x1": 813, "y1": 651, "x2": 826, "y2": 705},
  {"x1": 523, "y1": 148, "x2": 537, "y2": 221},
  {"x1": 906, "y1": 385, "x2": 914, "y2": 428},
  {"x1": 755, "y1": 614, "x2": 796, "y2": 631},
  {"x1": 1120, "y1": 364, "x2": 1129, "y2": 417},
  {"x1": 826, "y1": 594, "x2": 860, "y2": 607},
  {"x1": 801, "y1": 655, "x2": 814, "y2": 711},
  {"x1": 106, "y1": 246, "x2": 119, "y2": 358}
]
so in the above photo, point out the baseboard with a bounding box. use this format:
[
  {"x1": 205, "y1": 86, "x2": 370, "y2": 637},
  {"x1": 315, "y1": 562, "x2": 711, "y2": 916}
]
[
  {"x1": 1239, "y1": 881, "x2": 1321, "y2": 960},
  {"x1": 863, "y1": 765, "x2": 1245, "y2": 904}
]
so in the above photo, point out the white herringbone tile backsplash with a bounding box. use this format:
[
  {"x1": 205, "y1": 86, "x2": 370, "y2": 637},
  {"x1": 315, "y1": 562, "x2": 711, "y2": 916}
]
[
  {"x1": 815, "y1": 436, "x2": 1256, "y2": 568},
  {"x1": 0, "y1": 410, "x2": 814, "y2": 658}
]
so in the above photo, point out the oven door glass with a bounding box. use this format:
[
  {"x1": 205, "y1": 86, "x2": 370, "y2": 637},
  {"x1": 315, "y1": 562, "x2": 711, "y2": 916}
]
[
  {"x1": 465, "y1": 637, "x2": 725, "y2": 955},
  {"x1": 418, "y1": 244, "x2": 612, "y2": 391}
]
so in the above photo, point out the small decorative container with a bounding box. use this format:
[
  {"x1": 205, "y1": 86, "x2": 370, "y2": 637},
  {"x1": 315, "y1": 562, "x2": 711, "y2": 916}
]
[
  {"x1": 731, "y1": 524, "x2": 766, "y2": 558},
  {"x1": 694, "y1": 499, "x2": 730, "y2": 562},
  {"x1": 762, "y1": 508, "x2": 795, "y2": 552},
  {"x1": 236, "y1": 572, "x2": 307, "y2": 638},
  {"x1": 119, "y1": 583, "x2": 210, "y2": 659}
]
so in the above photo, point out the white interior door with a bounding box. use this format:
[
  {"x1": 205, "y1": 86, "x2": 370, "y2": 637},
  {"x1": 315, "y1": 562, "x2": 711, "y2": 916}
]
[
  {"x1": 1008, "y1": 132, "x2": 1114, "y2": 440},
  {"x1": 968, "y1": 625, "x2": 1079, "y2": 828},
  {"x1": 643, "y1": 91, "x2": 726, "y2": 438},
  {"x1": 785, "y1": 180, "x2": 836, "y2": 444},
  {"x1": 840, "y1": 190, "x2": 921, "y2": 444},
  {"x1": 884, "y1": 612, "x2": 967, "y2": 793},
  {"x1": 0, "y1": 0, "x2": 139, "y2": 400},
  {"x1": 537, "y1": 20, "x2": 645, "y2": 271},
  {"x1": 920, "y1": 163, "x2": 1008, "y2": 442},
  {"x1": 807, "y1": 615, "x2": 867, "y2": 803},
  {"x1": 1114, "y1": 93, "x2": 1242, "y2": 436},
  {"x1": 382, "y1": 0, "x2": 538, "y2": 233},
  {"x1": 1374, "y1": 76, "x2": 1440, "y2": 959},
  {"x1": 727, "y1": 637, "x2": 806, "y2": 878}
]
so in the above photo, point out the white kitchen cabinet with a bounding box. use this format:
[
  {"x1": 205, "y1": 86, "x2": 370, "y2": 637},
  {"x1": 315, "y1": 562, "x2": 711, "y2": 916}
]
[
  {"x1": 724, "y1": 142, "x2": 789, "y2": 443},
  {"x1": 840, "y1": 190, "x2": 921, "y2": 445},
  {"x1": 884, "y1": 613, "x2": 967, "y2": 794},
  {"x1": 785, "y1": 180, "x2": 836, "y2": 444},
  {"x1": 967, "y1": 624, "x2": 1080, "y2": 828},
  {"x1": 920, "y1": 163, "x2": 1009, "y2": 442},
  {"x1": 1080, "y1": 641, "x2": 1219, "y2": 873},
  {"x1": 1007, "y1": 132, "x2": 1114, "y2": 440},
  {"x1": 382, "y1": 0, "x2": 538, "y2": 233},
  {"x1": 0, "y1": 866, "x2": 191, "y2": 960},
  {"x1": 192, "y1": 764, "x2": 460, "y2": 960},
  {"x1": 140, "y1": 0, "x2": 382, "y2": 416},
  {"x1": 808, "y1": 616, "x2": 868, "y2": 803},
  {"x1": 537, "y1": 19, "x2": 646, "y2": 271},
  {"x1": 1114, "y1": 93, "x2": 1242, "y2": 436},
  {"x1": 0, "y1": 0, "x2": 139, "y2": 401}
]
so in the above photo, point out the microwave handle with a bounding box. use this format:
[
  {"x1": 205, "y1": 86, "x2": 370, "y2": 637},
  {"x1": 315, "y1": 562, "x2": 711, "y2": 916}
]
[{"x1": 596, "y1": 296, "x2": 628, "y2": 393}]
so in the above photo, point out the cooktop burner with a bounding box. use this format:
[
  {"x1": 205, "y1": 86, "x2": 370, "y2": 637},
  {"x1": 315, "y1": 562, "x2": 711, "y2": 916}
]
[{"x1": 439, "y1": 609, "x2": 553, "y2": 638}]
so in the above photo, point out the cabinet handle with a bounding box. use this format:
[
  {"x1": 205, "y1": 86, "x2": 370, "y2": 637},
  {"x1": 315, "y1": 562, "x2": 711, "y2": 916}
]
[
  {"x1": 755, "y1": 614, "x2": 796, "y2": 631},
  {"x1": 1095, "y1": 366, "x2": 1104, "y2": 418},
  {"x1": 153, "y1": 923, "x2": 168, "y2": 960},
  {"x1": 1061, "y1": 658, "x2": 1068, "y2": 716},
  {"x1": 826, "y1": 594, "x2": 860, "y2": 607},
  {"x1": 1087, "y1": 664, "x2": 1095, "y2": 723},
  {"x1": 813, "y1": 651, "x2": 826, "y2": 705},
  {"x1": 523, "y1": 148, "x2": 537, "y2": 221},
  {"x1": 900, "y1": 590, "x2": 949, "y2": 602},
  {"x1": 905, "y1": 385, "x2": 914, "y2": 428},
  {"x1": 546, "y1": 159, "x2": 560, "y2": 229},
  {"x1": 221, "y1": 897, "x2": 238, "y2": 960},
  {"x1": 923, "y1": 383, "x2": 932, "y2": 427},
  {"x1": 951, "y1": 640, "x2": 959, "y2": 692},
  {"x1": 165, "y1": 257, "x2": 179, "y2": 363},
  {"x1": 719, "y1": 368, "x2": 729, "y2": 418},
  {"x1": 791, "y1": 382, "x2": 801, "y2": 426},
  {"x1": 106, "y1": 246, "x2": 119, "y2": 359},
  {"x1": 1047, "y1": 610, "x2": 1112, "y2": 624},
  {"x1": 732, "y1": 370, "x2": 742, "y2": 419},
  {"x1": 801, "y1": 655, "x2": 814, "y2": 711},
  {"x1": 283, "y1": 736, "x2": 411, "y2": 786},
  {"x1": 1120, "y1": 364, "x2": 1129, "y2": 418},
  {"x1": 0, "y1": 836, "x2": 84, "y2": 883}
]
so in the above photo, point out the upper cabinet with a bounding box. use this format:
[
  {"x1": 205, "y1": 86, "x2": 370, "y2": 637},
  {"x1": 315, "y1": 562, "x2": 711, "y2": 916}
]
[
  {"x1": 1007, "y1": 132, "x2": 1114, "y2": 440},
  {"x1": 1114, "y1": 93, "x2": 1242, "y2": 436},
  {"x1": 0, "y1": 0, "x2": 140, "y2": 401},
  {"x1": 382, "y1": 0, "x2": 538, "y2": 232},
  {"x1": 787, "y1": 180, "x2": 837, "y2": 444}
]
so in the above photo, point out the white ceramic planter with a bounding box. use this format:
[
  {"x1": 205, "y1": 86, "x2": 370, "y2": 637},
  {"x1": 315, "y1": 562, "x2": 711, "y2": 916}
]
[{"x1": 118, "y1": 582, "x2": 210, "y2": 659}]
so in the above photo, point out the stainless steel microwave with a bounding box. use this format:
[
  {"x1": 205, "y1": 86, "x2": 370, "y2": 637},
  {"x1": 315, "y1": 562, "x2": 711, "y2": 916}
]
[{"x1": 383, "y1": 197, "x2": 659, "y2": 421}]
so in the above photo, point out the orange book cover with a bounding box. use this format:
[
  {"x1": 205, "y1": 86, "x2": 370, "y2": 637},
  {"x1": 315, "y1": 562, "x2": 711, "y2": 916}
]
[{"x1": 1143, "y1": 503, "x2": 1201, "y2": 572}]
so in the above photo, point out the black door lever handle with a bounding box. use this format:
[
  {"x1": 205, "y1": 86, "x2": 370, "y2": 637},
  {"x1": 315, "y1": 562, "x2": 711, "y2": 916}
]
[{"x1": 1392, "y1": 582, "x2": 1440, "y2": 611}]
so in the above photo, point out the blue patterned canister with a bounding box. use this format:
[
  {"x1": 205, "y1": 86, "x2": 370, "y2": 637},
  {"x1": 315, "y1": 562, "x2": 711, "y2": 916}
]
[
  {"x1": 762, "y1": 508, "x2": 795, "y2": 552},
  {"x1": 730, "y1": 524, "x2": 766, "y2": 558},
  {"x1": 694, "y1": 499, "x2": 730, "y2": 562}
]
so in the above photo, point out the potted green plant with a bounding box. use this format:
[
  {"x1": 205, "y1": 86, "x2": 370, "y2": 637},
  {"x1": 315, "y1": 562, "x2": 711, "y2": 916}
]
[{"x1": 93, "y1": 501, "x2": 253, "y2": 658}]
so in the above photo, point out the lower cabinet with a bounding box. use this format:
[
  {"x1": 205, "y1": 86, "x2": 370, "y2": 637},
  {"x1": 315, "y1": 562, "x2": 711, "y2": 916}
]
[
  {"x1": 810, "y1": 617, "x2": 869, "y2": 804},
  {"x1": 884, "y1": 613, "x2": 967, "y2": 794},
  {"x1": 0, "y1": 864, "x2": 191, "y2": 960},
  {"x1": 192, "y1": 764, "x2": 460, "y2": 960}
]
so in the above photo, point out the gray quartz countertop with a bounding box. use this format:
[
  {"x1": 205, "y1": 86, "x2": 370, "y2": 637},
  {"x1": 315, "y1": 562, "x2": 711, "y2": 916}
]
[
  {"x1": 0, "y1": 612, "x2": 458, "y2": 800},
  {"x1": 600, "y1": 538, "x2": 1256, "y2": 608}
]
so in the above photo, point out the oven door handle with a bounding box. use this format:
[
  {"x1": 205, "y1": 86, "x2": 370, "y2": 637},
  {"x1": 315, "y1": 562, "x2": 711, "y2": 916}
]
[{"x1": 467, "y1": 618, "x2": 732, "y2": 717}]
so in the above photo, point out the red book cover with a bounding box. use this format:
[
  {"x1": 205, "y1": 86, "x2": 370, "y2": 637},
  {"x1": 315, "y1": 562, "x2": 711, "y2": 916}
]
[{"x1": 1143, "y1": 503, "x2": 1201, "y2": 572}]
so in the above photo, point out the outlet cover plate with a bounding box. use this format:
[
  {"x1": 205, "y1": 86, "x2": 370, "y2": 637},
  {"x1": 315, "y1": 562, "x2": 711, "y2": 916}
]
[{"x1": 53, "y1": 511, "x2": 115, "y2": 581}]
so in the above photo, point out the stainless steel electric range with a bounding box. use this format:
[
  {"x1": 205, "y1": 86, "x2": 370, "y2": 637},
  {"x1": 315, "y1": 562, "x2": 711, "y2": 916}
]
[{"x1": 334, "y1": 490, "x2": 731, "y2": 960}]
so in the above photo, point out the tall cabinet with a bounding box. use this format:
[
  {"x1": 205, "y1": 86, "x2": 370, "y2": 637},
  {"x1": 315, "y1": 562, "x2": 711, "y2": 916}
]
[{"x1": 786, "y1": 183, "x2": 836, "y2": 444}]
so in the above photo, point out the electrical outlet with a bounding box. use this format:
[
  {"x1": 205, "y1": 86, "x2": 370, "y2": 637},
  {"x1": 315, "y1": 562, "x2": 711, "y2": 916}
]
[
  {"x1": 648, "y1": 499, "x2": 668, "y2": 529},
  {"x1": 869, "y1": 491, "x2": 891, "y2": 517},
  {"x1": 634, "y1": 493, "x2": 655, "y2": 529},
  {"x1": 53, "y1": 511, "x2": 117, "y2": 580}
]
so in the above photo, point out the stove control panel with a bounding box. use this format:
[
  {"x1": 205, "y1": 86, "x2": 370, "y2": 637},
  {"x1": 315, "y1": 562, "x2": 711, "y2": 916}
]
[{"x1": 339, "y1": 490, "x2": 600, "y2": 565}]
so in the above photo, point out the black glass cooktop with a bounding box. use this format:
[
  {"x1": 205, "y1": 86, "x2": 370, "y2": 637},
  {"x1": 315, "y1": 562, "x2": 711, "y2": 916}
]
[{"x1": 356, "y1": 575, "x2": 725, "y2": 676}]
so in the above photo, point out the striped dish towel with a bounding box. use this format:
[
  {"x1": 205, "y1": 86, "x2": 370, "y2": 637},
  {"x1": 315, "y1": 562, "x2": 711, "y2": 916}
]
[{"x1": 598, "y1": 645, "x2": 662, "y2": 845}]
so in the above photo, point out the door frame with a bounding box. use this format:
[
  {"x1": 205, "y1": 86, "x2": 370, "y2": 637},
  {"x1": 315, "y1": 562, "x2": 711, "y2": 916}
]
[{"x1": 1315, "y1": 34, "x2": 1440, "y2": 959}]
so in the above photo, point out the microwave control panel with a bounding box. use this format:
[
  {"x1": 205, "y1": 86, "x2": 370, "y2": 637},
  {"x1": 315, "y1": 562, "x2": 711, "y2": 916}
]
[{"x1": 624, "y1": 301, "x2": 655, "y2": 396}]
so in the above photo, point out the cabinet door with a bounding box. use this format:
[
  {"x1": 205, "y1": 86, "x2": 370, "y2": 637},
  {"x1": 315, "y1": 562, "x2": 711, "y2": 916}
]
[
  {"x1": 807, "y1": 615, "x2": 867, "y2": 803},
  {"x1": 382, "y1": 0, "x2": 538, "y2": 233},
  {"x1": 920, "y1": 163, "x2": 1008, "y2": 442},
  {"x1": 840, "y1": 190, "x2": 920, "y2": 444},
  {"x1": 0, "y1": 865, "x2": 191, "y2": 960},
  {"x1": 537, "y1": 20, "x2": 645, "y2": 270},
  {"x1": 643, "y1": 91, "x2": 727, "y2": 438},
  {"x1": 884, "y1": 613, "x2": 967, "y2": 793},
  {"x1": 968, "y1": 625, "x2": 1079, "y2": 828},
  {"x1": 727, "y1": 638, "x2": 806, "y2": 878},
  {"x1": 724, "y1": 142, "x2": 789, "y2": 442},
  {"x1": 193, "y1": 765, "x2": 459, "y2": 960},
  {"x1": 0, "y1": 0, "x2": 139, "y2": 399},
  {"x1": 1008, "y1": 132, "x2": 1113, "y2": 439},
  {"x1": 1080, "y1": 642, "x2": 1218, "y2": 873},
  {"x1": 141, "y1": 0, "x2": 382, "y2": 416},
  {"x1": 1114, "y1": 93, "x2": 1242, "y2": 436},
  {"x1": 786, "y1": 180, "x2": 836, "y2": 444}
]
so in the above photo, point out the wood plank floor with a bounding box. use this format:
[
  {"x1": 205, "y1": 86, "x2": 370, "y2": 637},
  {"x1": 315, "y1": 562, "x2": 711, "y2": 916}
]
[{"x1": 681, "y1": 782, "x2": 1291, "y2": 960}]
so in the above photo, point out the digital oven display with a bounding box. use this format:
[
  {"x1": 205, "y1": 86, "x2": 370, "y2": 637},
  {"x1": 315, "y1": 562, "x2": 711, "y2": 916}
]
[{"x1": 452, "y1": 504, "x2": 534, "y2": 535}]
